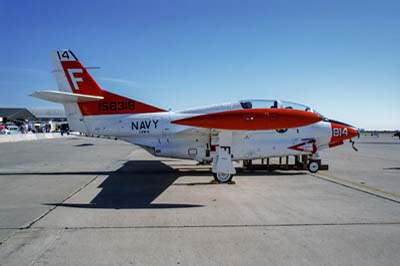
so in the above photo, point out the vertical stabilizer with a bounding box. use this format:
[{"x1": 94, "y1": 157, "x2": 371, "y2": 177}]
[{"x1": 50, "y1": 50, "x2": 166, "y2": 133}]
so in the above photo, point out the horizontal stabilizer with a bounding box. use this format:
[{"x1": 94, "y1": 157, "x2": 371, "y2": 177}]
[{"x1": 31, "y1": 90, "x2": 104, "y2": 103}]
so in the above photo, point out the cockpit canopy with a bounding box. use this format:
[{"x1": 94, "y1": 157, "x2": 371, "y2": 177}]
[
  {"x1": 239, "y1": 100, "x2": 321, "y2": 115},
  {"x1": 179, "y1": 99, "x2": 324, "y2": 118}
]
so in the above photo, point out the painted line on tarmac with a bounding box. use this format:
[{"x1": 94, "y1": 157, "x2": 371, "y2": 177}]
[
  {"x1": 310, "y1": 172, "x2": 400, "y2": 204},
  {"x1": 30, "y1": 221, "x2": 400, "y2": 231},
  {"x1": 22, "y1": 174, "x2": 101, "y2": 230}
]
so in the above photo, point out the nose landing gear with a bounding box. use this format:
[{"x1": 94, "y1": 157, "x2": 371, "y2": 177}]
[{"x1": 307, "y1": 160, "x2": 320, "y2": 173}]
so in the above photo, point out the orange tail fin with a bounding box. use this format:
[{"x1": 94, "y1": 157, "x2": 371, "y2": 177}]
[{"x1": 53, "y1": 50, "x2": 166, "y2": 116}]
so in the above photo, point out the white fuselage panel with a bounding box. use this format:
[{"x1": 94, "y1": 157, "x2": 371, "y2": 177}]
[{"x1": 80, "y1": 111, "x2": 332, "y2": 161}]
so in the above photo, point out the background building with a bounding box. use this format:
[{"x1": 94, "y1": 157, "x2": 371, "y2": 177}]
[{"x1": 0, "y1": 107, "x2": 66, "y2": 133}]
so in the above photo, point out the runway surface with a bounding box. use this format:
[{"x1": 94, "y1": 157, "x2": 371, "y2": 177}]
[{"x1": 0, "y1": 135, "x2": 399, "y2": 266}]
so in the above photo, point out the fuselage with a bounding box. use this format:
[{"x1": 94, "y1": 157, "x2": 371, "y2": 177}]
[{"x1": 81, "y1": 100, "x2": 357, "y2": 162}]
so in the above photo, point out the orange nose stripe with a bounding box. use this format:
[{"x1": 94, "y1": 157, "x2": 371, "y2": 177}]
[{"x1": 330, "y1": 122, "x2": 358, "y2": 144}]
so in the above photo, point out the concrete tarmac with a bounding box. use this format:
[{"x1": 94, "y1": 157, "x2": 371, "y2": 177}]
[{"x1": 0, "y1": 135, "x2": 399, "y2": 266}]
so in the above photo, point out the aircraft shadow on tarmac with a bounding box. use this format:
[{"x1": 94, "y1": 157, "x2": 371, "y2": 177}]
[
  {"x1": 383, "y1": 167, "x2": 400, "y2": 170},
  {"x1": 1, "y1": 160, "x2": 305, "y2": 210},
  {"x1": 74, "y1": 143, "x2": 95, "y2": 147},
  {"x1": 48, "y1": 160, "x2": 206, "y2": 209}
]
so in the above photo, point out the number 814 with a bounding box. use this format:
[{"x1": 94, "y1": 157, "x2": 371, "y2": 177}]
[{"x1": 333, "y1": 127, "x2": 348, "y2": 137}]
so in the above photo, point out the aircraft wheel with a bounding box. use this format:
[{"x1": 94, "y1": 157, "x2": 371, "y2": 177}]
[
  {"x1": 213, "y1": 172, "x2": 233, "y2": 183},
  {"x1": 307, "y1": 160, "x2": 320, "y2": 173}
]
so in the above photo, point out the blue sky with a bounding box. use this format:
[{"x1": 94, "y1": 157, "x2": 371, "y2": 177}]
[{"x1": 0, "y1": 0, "x2": 399, "y2": 130}]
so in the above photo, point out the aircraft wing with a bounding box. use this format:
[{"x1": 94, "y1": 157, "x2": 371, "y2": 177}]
[{"x1": 170, "y1": 125, "x2": 211, "y2": 137}]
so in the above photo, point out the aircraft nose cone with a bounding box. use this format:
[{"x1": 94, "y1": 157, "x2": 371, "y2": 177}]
[
  {"x1": 348, "y1": 126, "x2": 359, "y2": 138},
  {"x1": 328, "y1": 119, "x2": 358, "y2": 141}
]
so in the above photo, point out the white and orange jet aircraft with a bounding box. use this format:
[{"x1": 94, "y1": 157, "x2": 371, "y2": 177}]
[{"x1": 32, "y1": 50, "x2": 359, "y2": 183}]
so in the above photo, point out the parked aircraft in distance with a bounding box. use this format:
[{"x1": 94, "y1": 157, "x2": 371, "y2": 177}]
[{"x1": 32, "y1": 50, "x2": 359, "y2": 183}]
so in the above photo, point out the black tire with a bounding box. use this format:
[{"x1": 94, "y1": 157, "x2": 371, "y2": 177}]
[
  {"x1": 307, "y1": 161, "x2": 320, "y2": 173},
  {"x1": 213, "y1": 172, "x2": 233, "y2": 183}
]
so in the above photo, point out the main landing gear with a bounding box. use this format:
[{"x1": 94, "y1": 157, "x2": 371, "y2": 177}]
[
  {"x1": 213, "y1": 172, "x2": 234, "y2": 183},
  {"x1": 211, "y1": 131, "x2": 236, "y2": 184}
]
